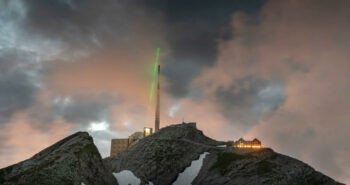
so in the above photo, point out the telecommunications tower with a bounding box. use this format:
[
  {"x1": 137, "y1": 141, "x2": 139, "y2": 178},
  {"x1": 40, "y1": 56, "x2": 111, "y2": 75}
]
[{"x1": 155, "y1": 64, "x2": 160, "y2": 132}]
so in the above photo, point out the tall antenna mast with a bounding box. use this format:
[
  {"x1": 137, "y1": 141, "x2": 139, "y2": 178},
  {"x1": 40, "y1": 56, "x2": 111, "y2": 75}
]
[{"x1": 155, "y1": 64, "x2": 160, "y2": 132}]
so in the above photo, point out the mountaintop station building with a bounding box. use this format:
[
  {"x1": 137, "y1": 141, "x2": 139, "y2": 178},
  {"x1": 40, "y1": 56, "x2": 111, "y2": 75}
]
[
  {"x1": 110, "y1": 127, "x2": 153, "y2": 157},
  {"x1": 229, "y1": 138, "x2": 262, "y2": 149}
]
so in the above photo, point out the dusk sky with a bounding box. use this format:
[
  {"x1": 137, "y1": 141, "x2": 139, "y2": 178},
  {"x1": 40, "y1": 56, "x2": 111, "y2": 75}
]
[{"x1": 0, "y1": 0, "x2": 349, "y2": 183}]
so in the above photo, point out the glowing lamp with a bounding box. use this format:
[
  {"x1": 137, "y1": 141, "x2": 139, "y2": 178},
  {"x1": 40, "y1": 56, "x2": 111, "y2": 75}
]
[{"x1": 144, "y1": 127, "x2": 153, "y2": 137}]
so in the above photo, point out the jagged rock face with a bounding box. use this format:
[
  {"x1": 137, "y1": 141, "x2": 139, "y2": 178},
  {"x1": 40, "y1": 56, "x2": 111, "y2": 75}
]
[
  {"x1": 193, "y1": 148, "x2": 343, "y2": 185},
  {"x1": 0, "y1": 132, "x2": 118, "y2": 185},
  {"x1": 105, "y1": 122, "x2": 224, "y2": 185},
  {"x1": 0, "y1": 123, "x2": 344, "y2": 185},
  {"x1": 148, "y1": 122, "x2": 224, "y2": 146},
  {"x1": 106, "y1": 123, "x2": 344, "y2": 185}
]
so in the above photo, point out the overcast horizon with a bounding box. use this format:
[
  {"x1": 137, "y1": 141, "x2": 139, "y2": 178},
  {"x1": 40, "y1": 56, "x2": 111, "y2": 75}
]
[{"x1": 0, "y1": 0, "x2": 349, "y2": 183}]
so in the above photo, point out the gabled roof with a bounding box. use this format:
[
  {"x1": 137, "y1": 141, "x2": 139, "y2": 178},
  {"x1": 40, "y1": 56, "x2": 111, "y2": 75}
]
[
  {"x1": 238, "y1": 138, "x2": 245, "y2": 142},
  {"x1": 253, "y1": 138, "x2": 259, "y2": 141}
]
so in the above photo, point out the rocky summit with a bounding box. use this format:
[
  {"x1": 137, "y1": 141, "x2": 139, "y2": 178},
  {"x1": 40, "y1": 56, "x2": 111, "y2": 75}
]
[
  {"x1": 0, "y1": 122, "x2": 345, "y2": 185},
  {"x1": 0, "y1": 132, "x2": 117, "y2": 185}
]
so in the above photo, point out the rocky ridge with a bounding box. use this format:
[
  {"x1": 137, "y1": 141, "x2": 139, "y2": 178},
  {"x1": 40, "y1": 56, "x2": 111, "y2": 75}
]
[
  {"x1": 193, "y1": 148, "x2": 342, "y2": 185},
  {"x1": 106, "y1": 122, "x2": 344, "y2": 185},
  {"x1": 105, "y1": 122, "x2": 224, "y2": 185},
  {"x1": 0, "y1": 122, "x2": 344, "y2": 185},
  {"x1": 0, "y1": 132, "x2": 117, "y2": 185}
]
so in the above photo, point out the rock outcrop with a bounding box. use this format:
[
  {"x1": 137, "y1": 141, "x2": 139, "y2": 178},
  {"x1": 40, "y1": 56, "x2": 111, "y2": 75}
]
[
  {"x1": 105, "y1": 122, "x2": 224, "y2": 185},
  {"x1": 106, "y1": 122, "x2": 344, "y2": 185},
  {"x1": 0, "y1": 122, "x2": 344, "y2": 185},
  {"x1": 193, "y1": 148, "x2": 342, "y2": 185},
  {"x1": 0, "y1": 132, "x2": 118, "y2": 185}
]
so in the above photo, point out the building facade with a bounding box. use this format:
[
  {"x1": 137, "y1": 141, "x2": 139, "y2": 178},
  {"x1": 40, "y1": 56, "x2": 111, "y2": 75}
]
[
  {"x1": 128, "y1": 132, "x2": 143, "y2": 147},
  {"x1": 110, "y1": 138, "x2": 129, "y2": 157},
  {"x1": 232, "y1": 138, "x2": 262, "y2": 148},
  {"x1": 110, "y1": 127, "x2": 154, "y2": 157}
]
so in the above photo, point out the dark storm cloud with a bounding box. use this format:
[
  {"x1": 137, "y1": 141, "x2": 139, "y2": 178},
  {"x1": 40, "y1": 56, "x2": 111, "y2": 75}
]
[
  {"x1": 21, "y1": 0, "x2": 152, "y2": 51},
  {"x1": 0, "y1": 0, "x2": 150, "y2": 126},
  {"x1": 145, "y1": 0, "x2": 266, "y2": 97},
  {"x1": 215, "y1": 76, "x2": 285, "y2": 129},
  {"x1": 0, "y1": 49, "x2": 40, "y2": 124},
  {"x1": 52, "y1": 93, "x2": 120, "y2": 125},
  {"x1": 23, "y1": 0, "x2": 116, "y2": 43},
  {"x1": 20, "y1": 0, "x2": 266, "y2": 98}
]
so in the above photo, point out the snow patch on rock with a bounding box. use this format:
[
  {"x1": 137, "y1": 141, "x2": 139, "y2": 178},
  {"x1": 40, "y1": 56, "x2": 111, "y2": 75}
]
[
  {"x1": 173, "y1": 152, "x2": 209, "y2": 185},
  {"x1": 113, "y1": 170, "x2": 141, "y2": 185}
]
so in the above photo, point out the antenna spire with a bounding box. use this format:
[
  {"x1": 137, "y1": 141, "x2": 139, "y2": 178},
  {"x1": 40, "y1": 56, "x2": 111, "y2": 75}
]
[{"x1": 155, "y1": 64, "x2": 160, "y2": 132}]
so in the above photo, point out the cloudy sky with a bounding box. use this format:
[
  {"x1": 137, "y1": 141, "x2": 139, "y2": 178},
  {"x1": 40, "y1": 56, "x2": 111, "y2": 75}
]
[{"x1": 0, "y1": 0, "x2": 349, "y2": 183}]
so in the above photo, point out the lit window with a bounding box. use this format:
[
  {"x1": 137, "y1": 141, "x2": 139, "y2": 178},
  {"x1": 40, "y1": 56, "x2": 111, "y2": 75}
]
[{"x1": 144, "y1": 127, "x2": 152, "y2": 136}]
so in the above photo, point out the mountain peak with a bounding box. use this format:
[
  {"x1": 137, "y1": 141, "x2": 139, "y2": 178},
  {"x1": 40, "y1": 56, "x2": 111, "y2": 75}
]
[
  {"x1": 0, "y1": 131, "x2": 117, "y2": 185},
  {"x1": 107, "y1": 123, "x2": 344, "y2": 185},
  {"x1": 0, "y1": 123, "x2": 344, "y2": 185},
  {"x1": 145, "y1": 122, "x2": 223, "y2": 146}
]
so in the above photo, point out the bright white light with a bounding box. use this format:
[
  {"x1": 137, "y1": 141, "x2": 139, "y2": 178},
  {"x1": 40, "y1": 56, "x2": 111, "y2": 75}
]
[
  {"x1": 168, "y1": 103, "x2": 181, "y2": 117},
  {"x1": 63, "y1": 97, "x2": 71, "y2": 104},
  {"x1": 52, "y1": 96, "x2": 71, "y2": 105},
  {"x1": 88, "y1": 121, "x2": 109, "y2": 132},
  {"x1": 123, "y1": 121, "x2": 130, "y2": 126}
]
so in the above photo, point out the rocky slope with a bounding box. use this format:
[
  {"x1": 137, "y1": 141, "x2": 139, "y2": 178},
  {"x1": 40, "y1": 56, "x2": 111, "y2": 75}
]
[
  {"x1": 106, "y1": 122, "x2": 344, "y2": 185},
  {"x1": 105, "y1": 122, "x2": 224, "y2": 185},
  {"x1": 0, "y1": 132, "x2": 118, "y2": 185},
  {"x1": 193, "y1": 148, "x2": 342, "y2": 185},
  {"x1": 0, "y1": 122, "x2": 344, "y2": 185}
]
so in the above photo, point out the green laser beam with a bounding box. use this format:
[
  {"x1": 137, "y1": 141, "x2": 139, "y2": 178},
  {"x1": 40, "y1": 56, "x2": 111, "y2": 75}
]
[{"x1": 149, "y1": 48, "x2": 160, "y2": 101}]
